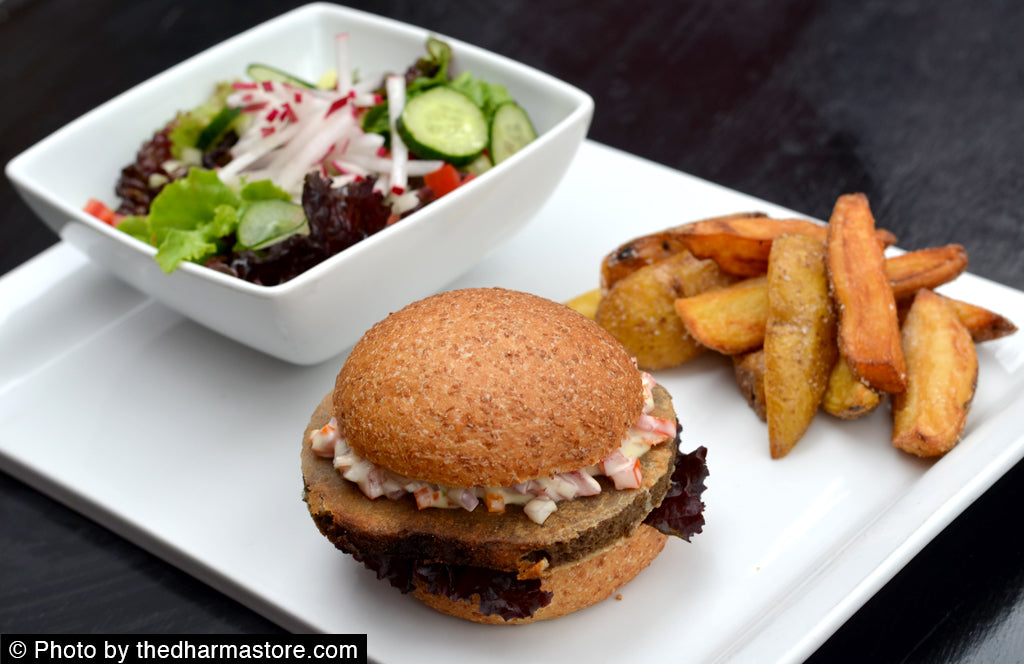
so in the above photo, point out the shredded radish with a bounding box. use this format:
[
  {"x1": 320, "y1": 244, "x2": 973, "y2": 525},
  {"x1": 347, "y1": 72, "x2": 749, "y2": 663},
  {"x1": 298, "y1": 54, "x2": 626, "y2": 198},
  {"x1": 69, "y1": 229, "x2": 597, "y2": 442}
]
[
  {"x1": 335, "y1": 33, "x2": 353, "y2": 97},
  {"x1": 403, "y1": 159, "x2": 446, "y2": 176},
  {"x1": 389, "y1": 189, "x2": 422, "y2": 216},
  {"x1": 219, "y1": 35, "x2": 431, "y2": 213},
  {"x1": 385, "y1": 74, "x2": 408, "y2": 194},
  {"x1": 274, "y1": 108, "x2": 357, "y2": 192},
  {"x1": 328, "y1": 173, "x2": 363, "y2": 190},
  {"x1": 219, "y1": 114, "x2": 303, "y2": 180},
  {"x1": 330, "y1": 158, "x2": 370, "y2": 177}
]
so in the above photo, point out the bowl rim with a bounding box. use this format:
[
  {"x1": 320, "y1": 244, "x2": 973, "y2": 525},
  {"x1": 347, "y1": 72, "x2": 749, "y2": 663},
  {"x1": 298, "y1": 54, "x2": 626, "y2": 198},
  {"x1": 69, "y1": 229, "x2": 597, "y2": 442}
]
[{"x1": 5, "y1": 2, "x2": 595, "y2": 299}]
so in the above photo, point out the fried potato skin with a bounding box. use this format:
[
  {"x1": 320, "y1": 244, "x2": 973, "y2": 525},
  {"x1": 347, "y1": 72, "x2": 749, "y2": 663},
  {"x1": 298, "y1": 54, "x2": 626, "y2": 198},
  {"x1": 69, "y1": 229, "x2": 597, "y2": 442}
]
[
  {"x1": 673, "y1": 276, "x2": 768, "y2": 355},
  {"x1": 821, "y1": 357, "x2": 881, "y2": 420},
  {"x1": 901, "y1": 295, "x2": 1018, "y2": 343},
  {"x1": 677, "y1": 214, "x2": 896, "y2": 278},
  {"x1": 887, "y1": 244, "x2": 968, "y2": 301},
  {"x1": 732, "y1": 349, "x2": 767, "y2": 421},
  {"x1": 764, "y1": 234, "x2": 838, "y2": 458},
  {"x1": 595, "y1": 250, "x2": 733, "y2": 370},
  {"x1": 827, "y1": 193, "x2": 907, "y2": 394},
  {"x1": 600, "y1": 233, "x2": 693, "y2": 292},
  {"x1": 892, "y1": 289, "x2": 978, "y2": 457}
]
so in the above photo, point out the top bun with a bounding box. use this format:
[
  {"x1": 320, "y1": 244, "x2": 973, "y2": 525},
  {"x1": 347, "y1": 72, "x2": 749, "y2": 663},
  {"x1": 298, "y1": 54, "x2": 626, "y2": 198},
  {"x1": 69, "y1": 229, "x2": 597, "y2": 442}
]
[{"x1": 334, "y1": 288, "x2": 644, "y2": 487}]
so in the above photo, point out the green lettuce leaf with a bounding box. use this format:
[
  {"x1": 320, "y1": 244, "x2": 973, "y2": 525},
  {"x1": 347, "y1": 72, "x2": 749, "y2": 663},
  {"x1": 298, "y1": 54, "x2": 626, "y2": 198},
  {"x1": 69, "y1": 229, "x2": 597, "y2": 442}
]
[
  {"x1": 147, "y1": 168, "x2": 240, "y2": 247},
  {"x1": 407, "y1": 36, "x2": 453, "y2": 94},
  {"x1": 240, "y1": 179, "x2": 293, "y2": 203},
  {"x1": 153, "y1": 203, "x2": 239, "y2": 273},
  {"x1": 360, "y1": 103, "x2": 391, "y2": 137},
  {"x1": 115, "y1": 215, "x2": 151, "y2": 244},
  {"x1": 121, "y1": 167, "x2": 294, "y2": 274},
  {"x1": 448, "y1": 72, "x2": 513, "y2": 120},
  {"x1": 169, "y1": 81, "x2": 235, "y2": 158},
  {"x1": 154, "y1": 228, "x2": 219, "y2": 273}
]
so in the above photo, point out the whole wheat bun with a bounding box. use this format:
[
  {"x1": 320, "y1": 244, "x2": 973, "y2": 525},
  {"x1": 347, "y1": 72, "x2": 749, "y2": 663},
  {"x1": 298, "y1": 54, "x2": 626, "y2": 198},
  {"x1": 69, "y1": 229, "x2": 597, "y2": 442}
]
[
  {"x1": 334, "y1": 287, "x2": 645, "y2": 487},
  {"x1": 412, "y1": 524, "x2": 668, "y2": 624}
]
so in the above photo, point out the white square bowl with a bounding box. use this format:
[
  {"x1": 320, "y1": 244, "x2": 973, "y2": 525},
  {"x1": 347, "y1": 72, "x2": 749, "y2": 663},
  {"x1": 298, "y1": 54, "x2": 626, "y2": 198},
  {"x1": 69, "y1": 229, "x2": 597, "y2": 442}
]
[{"x1": 5, "y1": 3, "x2": 593, "y2": 365}]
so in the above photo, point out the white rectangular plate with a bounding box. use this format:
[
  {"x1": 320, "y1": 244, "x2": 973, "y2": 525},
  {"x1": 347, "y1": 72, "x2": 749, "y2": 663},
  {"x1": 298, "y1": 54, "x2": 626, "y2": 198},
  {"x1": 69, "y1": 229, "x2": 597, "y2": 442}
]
[{"x1": 3, "y1": 141, "x2": 1023, "y2": 663}]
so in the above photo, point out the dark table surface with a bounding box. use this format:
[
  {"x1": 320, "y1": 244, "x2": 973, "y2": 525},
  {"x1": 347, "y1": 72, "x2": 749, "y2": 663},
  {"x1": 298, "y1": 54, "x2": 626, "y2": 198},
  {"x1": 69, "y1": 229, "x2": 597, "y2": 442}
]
[{"x1": 2, "y1": 1, "x2": 1023, "y2": 661}]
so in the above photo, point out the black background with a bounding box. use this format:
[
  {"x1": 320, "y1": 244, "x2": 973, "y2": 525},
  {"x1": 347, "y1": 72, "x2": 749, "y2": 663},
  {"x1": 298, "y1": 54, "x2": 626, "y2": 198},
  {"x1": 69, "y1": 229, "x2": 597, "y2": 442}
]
[{"x1": 2, "y1": 1, "x2": 1022, "y2": 661}]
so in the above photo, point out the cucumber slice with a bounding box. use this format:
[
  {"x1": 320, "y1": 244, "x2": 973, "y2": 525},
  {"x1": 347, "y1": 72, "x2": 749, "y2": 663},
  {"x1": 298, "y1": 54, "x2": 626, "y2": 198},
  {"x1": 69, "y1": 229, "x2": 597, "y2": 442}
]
[
  {"x1": 397, "y1": 87, "x2": 488, "y2": 166},
  {"x1": 464, "y1": 152, "x2": 493, "y2": 176},
  {"x1": 236, "y1": 200, "x2": 309, "y2": 251},
  {"x1": 196, "y1": 106, "x2": 241, "y2": 151},
  {"x1": 246, "y1": 63, "x2": 315, "y2": 89},
  {"x1": 490, "y1": 102, "x2": 537, "y2": 164}
]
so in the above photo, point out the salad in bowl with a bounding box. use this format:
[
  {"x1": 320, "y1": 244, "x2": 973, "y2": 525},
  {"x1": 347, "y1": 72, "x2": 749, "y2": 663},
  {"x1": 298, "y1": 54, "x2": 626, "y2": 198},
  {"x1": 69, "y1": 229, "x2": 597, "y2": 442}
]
[{"x1": 88, "y1": 36, "x2": 537, "y2": 286}]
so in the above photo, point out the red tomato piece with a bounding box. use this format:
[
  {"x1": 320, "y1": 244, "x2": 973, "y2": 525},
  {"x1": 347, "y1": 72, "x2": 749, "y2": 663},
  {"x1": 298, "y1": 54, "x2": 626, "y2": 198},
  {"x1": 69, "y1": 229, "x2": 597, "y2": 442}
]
[{"x1": 423, "y1": 163, "x2": 463, "y2": 198}]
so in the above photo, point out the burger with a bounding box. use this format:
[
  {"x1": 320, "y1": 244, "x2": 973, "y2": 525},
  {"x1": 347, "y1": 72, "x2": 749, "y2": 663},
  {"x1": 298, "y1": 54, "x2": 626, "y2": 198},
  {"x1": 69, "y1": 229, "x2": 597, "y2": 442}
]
[{"x1": 300, "y1": 287, "x2": 708, "y2": 623}]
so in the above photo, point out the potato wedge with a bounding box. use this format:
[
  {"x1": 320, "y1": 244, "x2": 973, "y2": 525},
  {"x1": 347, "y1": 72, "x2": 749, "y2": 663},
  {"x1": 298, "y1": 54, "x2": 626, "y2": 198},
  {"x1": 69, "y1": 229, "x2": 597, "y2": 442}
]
[
  {"x1": 943, "y1": 296, "x2": 1018, "y2": 342},
  {"x1": 732, "y1": 349, "x2": 767, "y2": 421},
  {"x1": 595, "y1": 250, "x2": 733, "y2": 370},
  {"x1": 827, "y1": 193, "x2": 907, "y2": 393},
  {"x1": 564, "y1": 288, "x2": 602, "y2": 320},
  {"x1": 821, "y1": 356, "x2": 881, "y2": 419},
  {"x1": 899, "y1": 294, "x2": 1019, "y2": 343},
  {"x1": 892, "y1": 289, "x2": 978, "y2": 457},
  {"x1": 677, "y1": 214, "x2": 897, "y2": 277},
  {"x1": 667, "y1": 249, "x2": 739, "y2": 298},
  {"x1": 887, "y1": 244, "x2": 968, "y2": 301},
  {"x1": 764, "y1": 234, "x2": 838, "y2": 458},
  {"x1": 673, "y1": 276, "x2": 768, "y2": 355},
  {"x1": 600, "y1": 231, "x2": 694, "y2": 292}
]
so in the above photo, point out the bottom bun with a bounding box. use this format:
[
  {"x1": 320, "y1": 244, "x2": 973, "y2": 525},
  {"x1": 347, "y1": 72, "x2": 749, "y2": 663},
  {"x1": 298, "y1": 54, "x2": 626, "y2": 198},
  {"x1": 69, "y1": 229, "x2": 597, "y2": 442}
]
[{"x1": 411, "y1": 524, "x2": 668, "y2": 624}]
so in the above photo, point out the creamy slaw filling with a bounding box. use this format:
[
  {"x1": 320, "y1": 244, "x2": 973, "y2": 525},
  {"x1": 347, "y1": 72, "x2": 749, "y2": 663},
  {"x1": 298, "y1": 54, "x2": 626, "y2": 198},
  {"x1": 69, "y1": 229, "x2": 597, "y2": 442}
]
[{"x1": 310, "y1": 372, "x2": 676, "y2": 524}]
